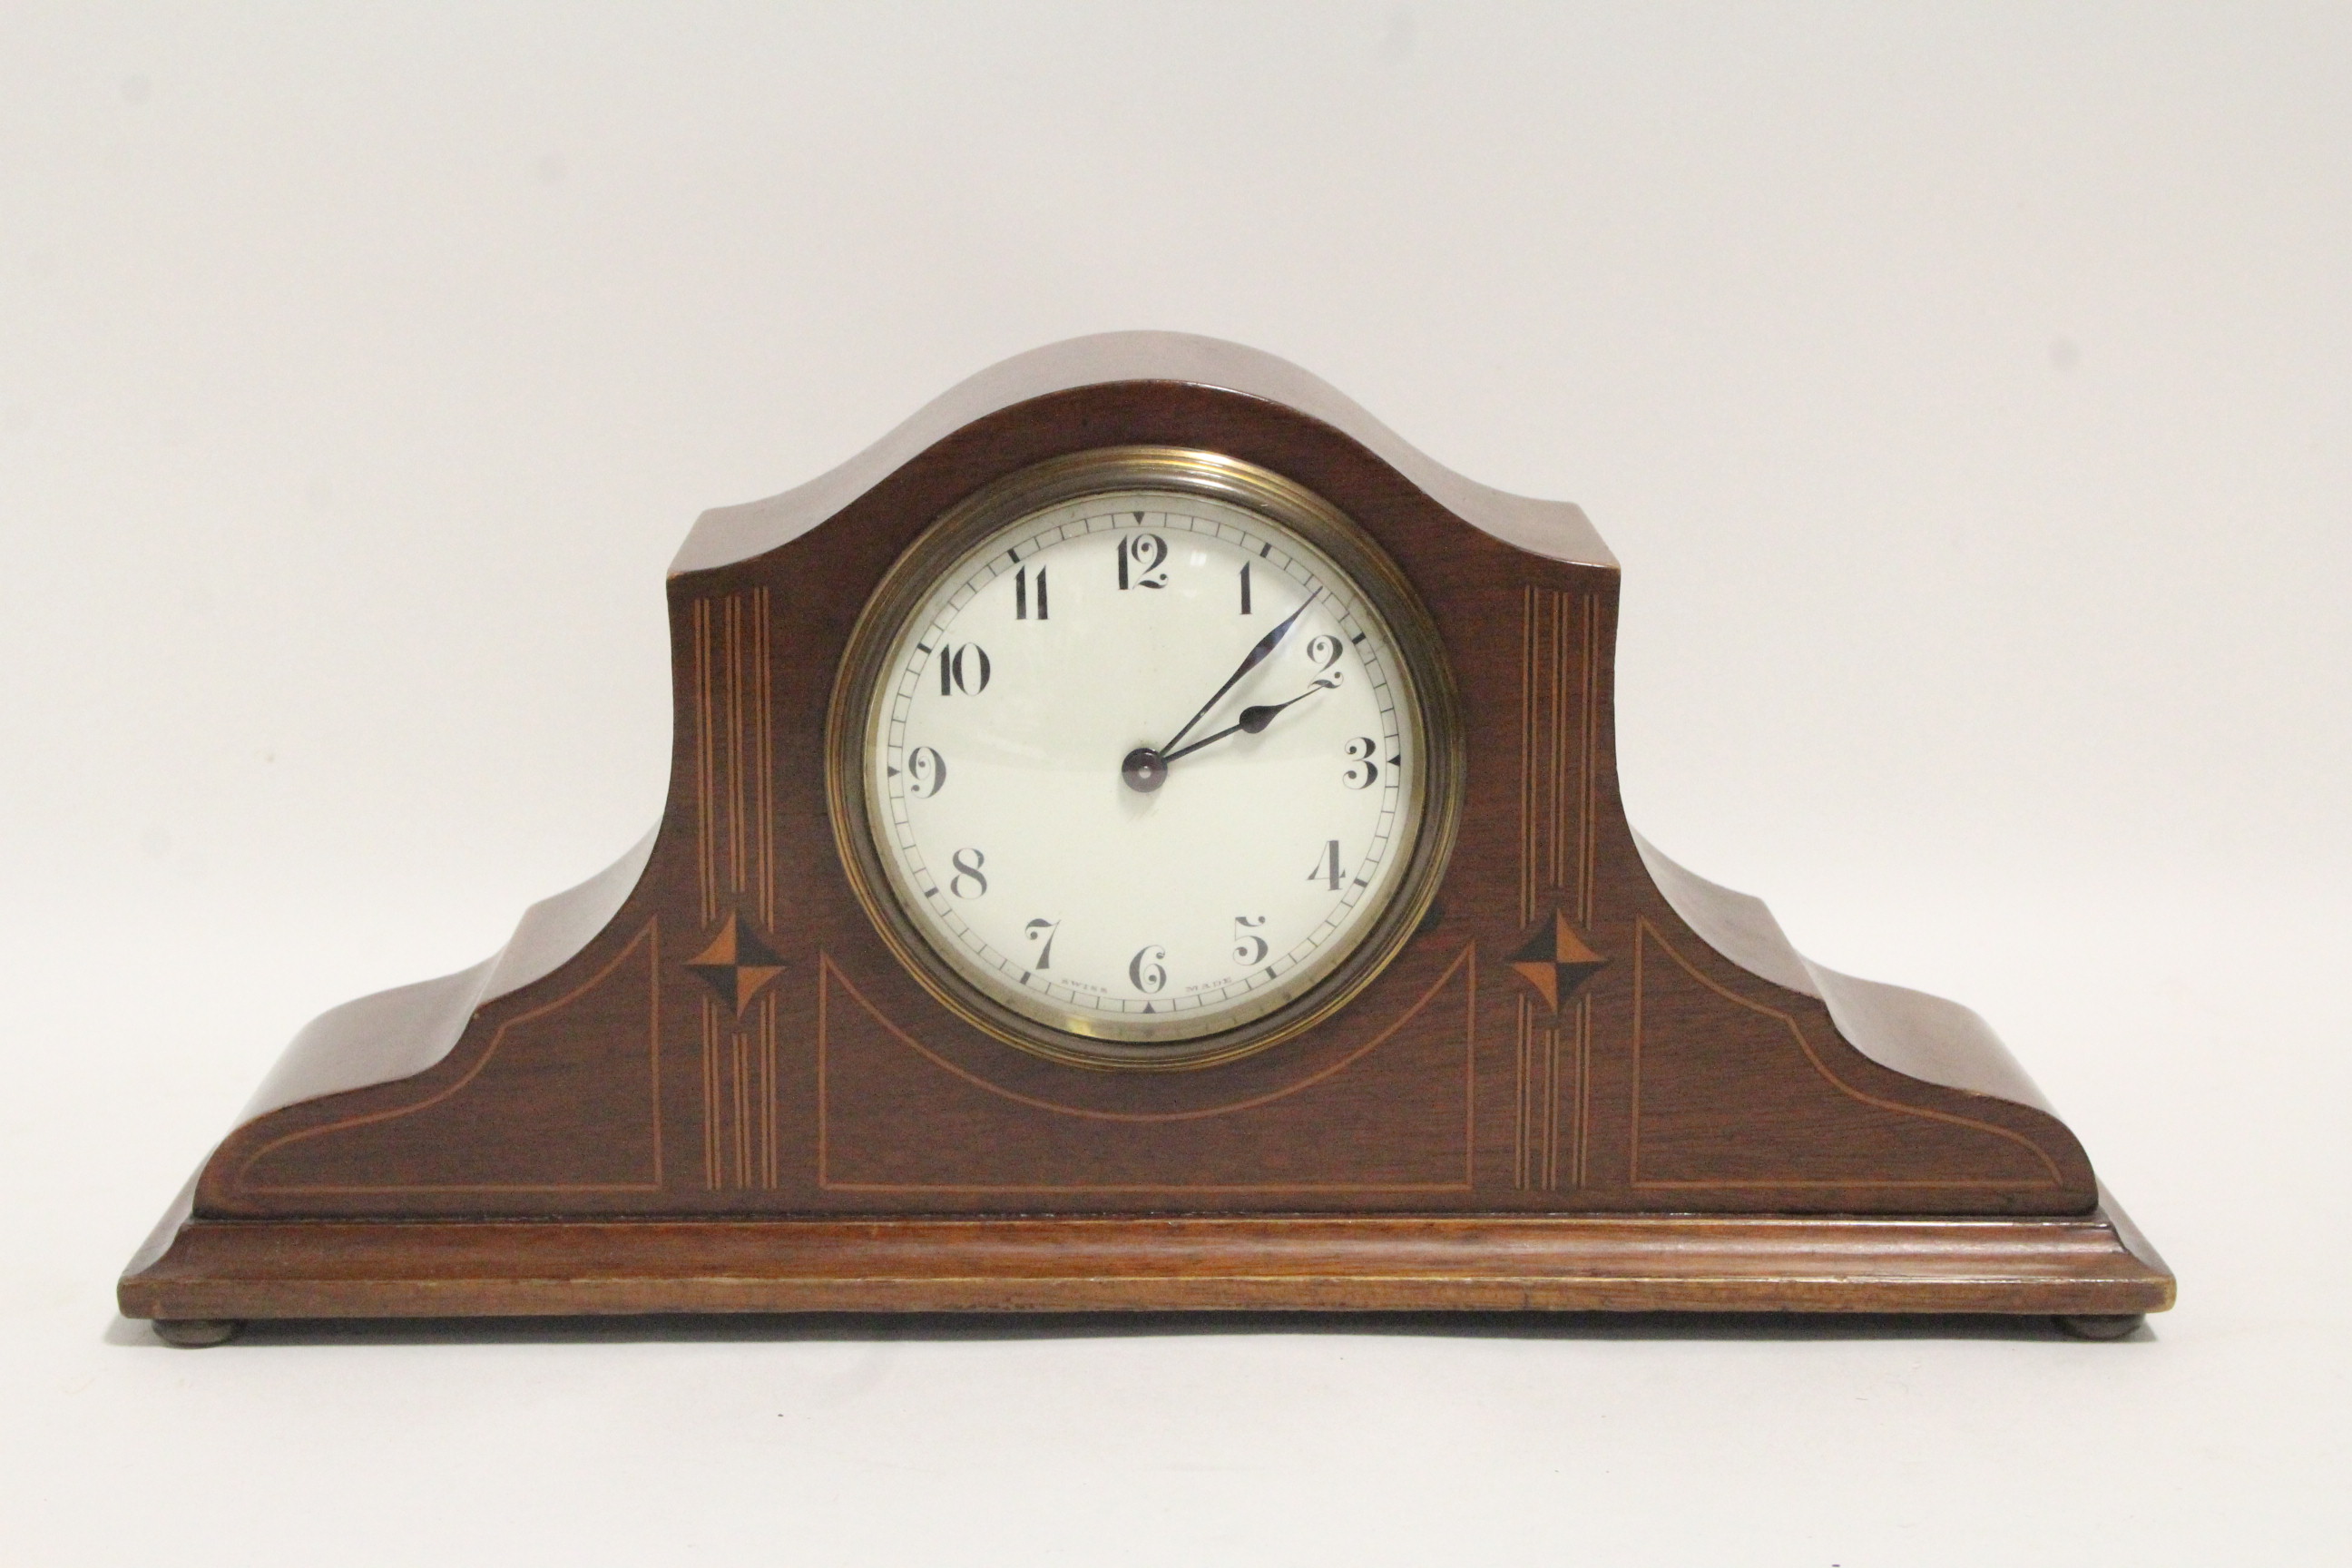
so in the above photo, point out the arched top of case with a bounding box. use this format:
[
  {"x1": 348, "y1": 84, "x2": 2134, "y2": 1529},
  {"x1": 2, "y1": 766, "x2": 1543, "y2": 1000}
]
[{"x1": 668, "y1": 332, "x2": 1616, "y2": 578}]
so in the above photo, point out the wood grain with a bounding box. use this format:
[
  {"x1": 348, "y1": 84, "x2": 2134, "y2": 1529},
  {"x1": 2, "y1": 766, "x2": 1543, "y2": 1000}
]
[
  {"x1": 183, "y1": 381, "x2": 2094, "y2": 1221},
  {"x1": 121, "y1": 1206, "x2": 2174, "y2": 1321},
  {"x1": 119, "y1": 343, "x2": 2169, "y2": 1326}
]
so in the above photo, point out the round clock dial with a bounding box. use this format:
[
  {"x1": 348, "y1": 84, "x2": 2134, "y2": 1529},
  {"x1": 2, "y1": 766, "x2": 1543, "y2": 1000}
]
[{"x1": 829, "y1": 448, "x2": 1461, "y2": 1068}]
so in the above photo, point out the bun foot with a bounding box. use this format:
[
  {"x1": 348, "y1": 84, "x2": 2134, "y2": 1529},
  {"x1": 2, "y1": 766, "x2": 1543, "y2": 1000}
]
[
  {"x1": 153, "y1": 1318, "x2": 242, "y2": 1348},
  {"x1": 2054, "y1": 1312, "x2": 2145, "y2": 1340}
]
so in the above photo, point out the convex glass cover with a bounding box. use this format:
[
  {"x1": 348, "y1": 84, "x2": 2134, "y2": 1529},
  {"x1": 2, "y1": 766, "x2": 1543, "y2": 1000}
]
[{"x1": 829, "y1": 449, "x2": 1461, "y2": 1068}]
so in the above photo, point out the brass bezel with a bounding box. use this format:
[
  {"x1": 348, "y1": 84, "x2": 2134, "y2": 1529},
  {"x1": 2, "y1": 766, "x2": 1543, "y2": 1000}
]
[{"x1": 825, "y1": 446, "x2": 1465, "y2": 1071}]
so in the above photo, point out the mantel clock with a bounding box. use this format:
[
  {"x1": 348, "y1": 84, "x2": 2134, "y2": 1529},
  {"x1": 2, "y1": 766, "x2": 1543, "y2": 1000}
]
[{"x1": 121, "y1": 334, "x2": 2172, "y2": 1344}]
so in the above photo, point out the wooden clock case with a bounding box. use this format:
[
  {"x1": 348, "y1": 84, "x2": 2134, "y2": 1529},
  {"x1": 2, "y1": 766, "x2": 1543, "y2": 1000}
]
[{"x1": 120, "y1": 333, "x2": 2172, "y2": 1341}]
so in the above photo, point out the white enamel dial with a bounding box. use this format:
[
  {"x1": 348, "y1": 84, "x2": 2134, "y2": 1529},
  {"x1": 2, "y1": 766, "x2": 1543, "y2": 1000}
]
[{"x1": 858, "y1": 483, "x2": 1431, "y2": 1050}]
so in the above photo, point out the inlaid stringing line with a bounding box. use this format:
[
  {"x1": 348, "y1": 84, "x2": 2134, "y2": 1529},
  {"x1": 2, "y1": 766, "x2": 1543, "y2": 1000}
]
[
  {"x1": 732, "y1": 1022, "x2": 750, "y2": 1188},
  {"x1": 763, "y1": 990, "x2": 779, "y2": 1189},
  {"x1": 1544, "y1": 1018, "x2": 1560, "y2": 1190},
  {"x1": 758, "y1": 586, "x2": 775, "y2": 931},
  {"x1": 1522, "y1": 584, "x2": 1582, "y2": 1191},
  {"x1": 1520, "y1": 584, "x2": 1536, "y2": 926},
  {"x1": 1516, "y1": 583, "x2": 1530, "y2": 1185},
  {"x1": 689, "y1": 599, "x2": 698, "y2": 910},
  {"x1": 726, "y1": 593, "x2": 745, "y2": 898},
  {"x1": 1551, "y1": 588, "x2": 1568, "y2": 897},
  {"x1": 710, "y1": 601, "x2": 724, "y2": 923},
  {"x1": 694, "y1": 600, "x2": 716, "y2": 925},
  {"x1": 1575, "y1": 992, "x2": 1592, "y2": 1187},
  {"x1": 1525, "y1": 1004, "x2": 1537, "y2": 1190},
  {"x1": 1563, "y1": 589, "x2": 1590, "y2": 1190},
  {"x1": 1554, "y1": 597, "x2": 1569, "y2": 1184},
  {"x1": 1518, "y1": 587, "x2": 1539, "y2": 1191},
  {"x1": 648, "y1": 923, "x2": 663, "y2": 1186},
  {"x1": 1530, "y1": 935, "x2": 1544, "y2": 1190},
  {"x1": 1514, "y1": 996, "x2": 1531, "y2": 1189},
  {"x1": 1571, "y1": 594, "x2": 1590, "y2": 1184},
  {"x1": 1582, "y1": 594, "x2": 1599, "y2": 927},
  {"x1": 700, "y1": 997, "x2": 719, "y2": 1190},
  {"x1": 1539, "y1": 587, "x2": 1553, "y2": 910}
]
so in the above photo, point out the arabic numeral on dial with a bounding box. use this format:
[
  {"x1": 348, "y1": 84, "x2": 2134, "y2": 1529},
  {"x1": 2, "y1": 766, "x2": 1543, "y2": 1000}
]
[
  {"x1": 1024, "y1": 917, "x2": 1060, "y2": 968},
  {"x1": 1304, "y1": 634, "x2": 1344, "y2": 676},
  {"x1": 1307, "y1": 838, "x2": 1342, "y2": 891},
  {"x1": 1238, "y1": 562, "x2": 1251, "y2": 614},
  {"x1": 1117, "y1": 532, "x2": 1168, "y2": 590},
  {"x1": 1128, "y1": 945, "x2": 1168, "y2": 994},
  {"x1": 1342, "y1": 737, "x2": 1379, "y2": 789},
  {"x1": 1014, "y1": 564, "x2": 1048, "y2": 621},
  {"x1": 1231, "y1": 915, "x2": 1269, "y2": 967},
  {"x1": 906, "y1": 746, "x2": 947, "y2": 798},
  {"x1": 948, "y1": 848, "x2": 988, "y2": 899},
  {"x1": 937, "y1": 644, "x2": 991, "y2": 697}
]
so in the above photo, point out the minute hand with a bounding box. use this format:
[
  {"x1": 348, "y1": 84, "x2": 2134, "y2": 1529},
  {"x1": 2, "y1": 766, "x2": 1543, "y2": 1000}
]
[{"x1": 1157, "y1": 589, "x2": 1321, "y2": 757}]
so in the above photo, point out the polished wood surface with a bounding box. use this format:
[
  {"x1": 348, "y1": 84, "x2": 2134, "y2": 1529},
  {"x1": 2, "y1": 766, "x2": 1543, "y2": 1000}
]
[
  {"x1": 122, "y1": 1204, "x2": 2172, "y2": 1321},
  {"x1": 120, "y1": 334, "x2": 2170, "y2": 1327}
]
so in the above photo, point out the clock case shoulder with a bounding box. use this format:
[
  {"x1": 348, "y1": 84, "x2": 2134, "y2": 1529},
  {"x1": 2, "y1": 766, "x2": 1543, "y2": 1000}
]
[{"x1": 122, "y1": 335, "x2": 2168, "y2": 1327}]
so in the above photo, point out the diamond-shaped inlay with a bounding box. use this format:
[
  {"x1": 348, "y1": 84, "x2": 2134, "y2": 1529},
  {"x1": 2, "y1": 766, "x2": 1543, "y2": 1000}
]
[
  {"x1": 1506, "y1": 909, "x2": 1608, "y2": 1011},
  {"x1": 685, "y1": 910, "x2": 784, "y2": 1014}
]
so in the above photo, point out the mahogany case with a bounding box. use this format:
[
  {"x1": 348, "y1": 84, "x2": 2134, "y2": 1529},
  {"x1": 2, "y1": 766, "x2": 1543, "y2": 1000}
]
[{"x1": 119, "y1": 335, "x2": 2172, "y2": 1332}]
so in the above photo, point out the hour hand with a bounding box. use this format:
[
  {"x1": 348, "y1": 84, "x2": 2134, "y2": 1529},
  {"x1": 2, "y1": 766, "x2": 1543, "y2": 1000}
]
[
  {"x1": 1234, "y1": 678, "x2": 1339, "y2": 738},
  {"x1": 1159, "y1": 678, "x2": 1338, "y2": 766}
]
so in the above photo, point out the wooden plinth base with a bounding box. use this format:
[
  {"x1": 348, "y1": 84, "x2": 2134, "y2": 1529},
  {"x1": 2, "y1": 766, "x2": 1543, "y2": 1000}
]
[{"x1": 121, "y1": 1195, "x2": 2172, "y2": 1326}]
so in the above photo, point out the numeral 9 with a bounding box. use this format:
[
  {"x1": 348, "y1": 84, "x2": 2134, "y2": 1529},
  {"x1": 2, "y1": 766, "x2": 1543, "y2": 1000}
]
[{"x1": 907, "y1": 746, "x2": 947, "y2": 798}]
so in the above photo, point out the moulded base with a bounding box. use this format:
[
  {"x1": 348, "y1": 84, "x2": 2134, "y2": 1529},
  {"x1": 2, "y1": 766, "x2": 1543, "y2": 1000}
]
[{"x1": 120, "y1": 1191, "x2": 2172, "y2": 1326}]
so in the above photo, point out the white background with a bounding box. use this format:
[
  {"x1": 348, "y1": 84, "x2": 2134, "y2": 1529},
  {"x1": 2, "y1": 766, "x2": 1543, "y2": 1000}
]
[{"x1": 4, "y1": 5, "x2": 2346, "y2": 1563}]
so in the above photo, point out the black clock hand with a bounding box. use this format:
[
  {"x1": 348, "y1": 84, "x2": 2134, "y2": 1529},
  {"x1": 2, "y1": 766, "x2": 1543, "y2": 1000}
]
[
  {"x1": 1159, "y1": 679, "x2": 1338, "y2": 766},
  {"x1": 1155, "y1": 588, "x2": 1322, "y2": 759}
]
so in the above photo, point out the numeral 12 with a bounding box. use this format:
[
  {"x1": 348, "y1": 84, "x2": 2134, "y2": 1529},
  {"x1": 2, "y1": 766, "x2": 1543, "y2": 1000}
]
[{"x1": 1118, "y1": 532, "x2": 1168, "y2": 590}]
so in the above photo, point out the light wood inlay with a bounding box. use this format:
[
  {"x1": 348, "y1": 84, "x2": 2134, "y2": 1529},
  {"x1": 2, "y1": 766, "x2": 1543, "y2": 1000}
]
[
  {"x1": 816, "y1": 946, "x2": 1478, "y2": 1193},
  {"x1": 1517, "y1": 587, "x2": 1600, "y2": 1190},
  {"x1": 240, "y1": 926, "x2": 665, "y2": 1194},
  {"x1": 692, "y1": 586, "x2": 780, "y2": 1191},
  {"x1": 1630, "y1": 918, "x2": 2065, "y2": 1189}
]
